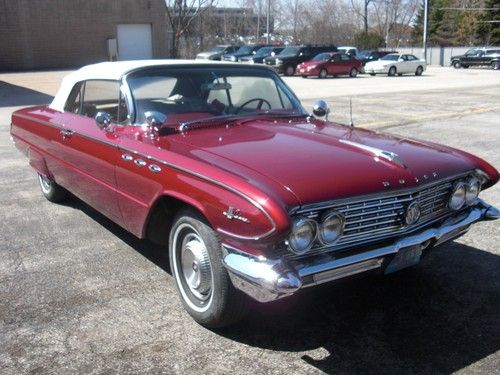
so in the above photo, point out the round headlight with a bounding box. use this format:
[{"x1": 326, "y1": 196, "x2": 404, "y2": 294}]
[
  {"x1": 465, "y1": 176, "x2": 481, "y2": 205},
  {"x1": 449, "y1": 182, "x2": 466, "y2": 210},
  {"x1": 318, "y1": 211, "x2": 345, "y2": 245},
  {"x1": 288, "y1": 218, "x2": 317, "y2": 255}
]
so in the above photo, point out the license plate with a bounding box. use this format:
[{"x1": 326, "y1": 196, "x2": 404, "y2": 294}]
[{"x1": 385, "y1": 245, "x2": 422, "y2": 274}]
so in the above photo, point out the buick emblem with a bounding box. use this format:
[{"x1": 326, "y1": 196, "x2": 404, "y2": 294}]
[{"x1": 405, "y1": 202, "x2": 421, "y2": 226}]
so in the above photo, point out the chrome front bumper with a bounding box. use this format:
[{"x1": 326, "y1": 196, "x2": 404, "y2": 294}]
[{"x1": 222, "y1": 200, "x2": 499, "y2": 303}]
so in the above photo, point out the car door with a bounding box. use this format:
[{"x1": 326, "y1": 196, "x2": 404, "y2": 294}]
[
  {"x1": 327, "y1": 54, "x2": 342, "y2": 75},
  {"x1": 339, "y1": 54, "x2": 353, "y2": 74},
  {"x1": 55, "y1": 80, "x2": 125, "y2": 223},
  {"x1": 399, "y1": 55, "x2": 411, "y2": 73}
]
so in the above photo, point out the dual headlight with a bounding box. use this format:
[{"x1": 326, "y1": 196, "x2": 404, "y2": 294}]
[
  {"x1": 448, "y1": 176, "x2": 481, "y2": 210},
  {"x1": 288, "y1": 211, "x2": 345, "y2": 255}
]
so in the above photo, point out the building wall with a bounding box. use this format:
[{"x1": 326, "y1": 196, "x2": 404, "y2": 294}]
[{"x1": 0, "y1": 0, "x2": 170, "y2": 71}]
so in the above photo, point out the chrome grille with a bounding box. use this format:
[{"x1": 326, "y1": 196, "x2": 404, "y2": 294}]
[{"x1": 288, "y1": 178, "x2": 459, "y2": 258}]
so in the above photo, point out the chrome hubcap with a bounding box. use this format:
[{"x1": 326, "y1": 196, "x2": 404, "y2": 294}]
[{"x1": 180, "y1": 232, "x2": 212, "y2": 300}]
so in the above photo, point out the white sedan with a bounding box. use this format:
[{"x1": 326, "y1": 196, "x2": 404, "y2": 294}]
[{"x1": 364, "y1": 53, "x2": 426, "y2": 76}]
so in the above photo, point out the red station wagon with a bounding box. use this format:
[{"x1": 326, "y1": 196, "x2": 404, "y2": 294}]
[
  {"x1": 297, "y1": 52, "x2": 364, "y2": 78},
  {"x1": 10, "y1": 61, "x2": 500, "y2": 327}
]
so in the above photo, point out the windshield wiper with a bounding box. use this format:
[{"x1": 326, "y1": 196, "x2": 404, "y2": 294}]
[{"x1": 177, "y1": 111, "x2": 308, "y2": 132}]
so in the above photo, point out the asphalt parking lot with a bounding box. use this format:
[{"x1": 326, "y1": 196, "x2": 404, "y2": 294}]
[{"x1": 0, "y1": 67, "x2": 499, "y2": 374}]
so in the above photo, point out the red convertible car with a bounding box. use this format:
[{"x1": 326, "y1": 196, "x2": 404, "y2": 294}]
[
  {"x1": 297, "y1": 52, "x2": 363, "y2": 78},
  {"x1": 11, "y1": 61, "x2": 499, "y2": 327}
]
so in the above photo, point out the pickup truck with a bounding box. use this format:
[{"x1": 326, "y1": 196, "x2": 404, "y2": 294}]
[{"x1": 450, "y1": 48, "x2": 500, "y2": 70}]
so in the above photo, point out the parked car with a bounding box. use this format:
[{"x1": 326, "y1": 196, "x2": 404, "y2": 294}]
[
  {"x1": 297, "y1": 52, "x2": 363, "y2": 78},
  {"x1": 11, "y1": 60, "x2": 499, "y2": 327},
  {"x1": 338, "y1": 46, "x2": 358, "y2": 57},
  {"x1": 450, "y1": 47, "x2": 500, "y2": 70},
  {"x1": 195, "y1": 45, "x2": 238, "y2": 61},
  {"x1": 240, "y1": 46, "x2": 285, "y2": 64},
  {"x1": 357, "y1": 50, "x2": 397, "y2": 65},
  {"x1": 264, "y1": 45, "x2": 338, "y2": 76},
  {"x1": 221, "y1": 44, "x2": 270, "y2": 62},
  {"x1": 364, "y1": 53, "x2": 426, "y2": 76}
]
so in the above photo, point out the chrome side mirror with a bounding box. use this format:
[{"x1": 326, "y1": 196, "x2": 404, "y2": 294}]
[
  {"x1": 145, "y1": 111, "x2": 167, "y2": 138},
  {"x1": 145, "y1": 111, "x2": 167, "y2": 127},
  {"x1": 95, "y1": 111, "x2": 112, "y2": 131},
  {"x1": 312, "y1": 100, "x2": 330, "y2": 120}
]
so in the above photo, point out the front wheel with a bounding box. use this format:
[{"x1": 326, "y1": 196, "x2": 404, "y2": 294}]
[
  {"x1": 169, "y1": 209, "x2": 248, "y2": 328},
  {"x1": 318, "y1": 69, "x2": 327, "y2": 79},
  {"x1": 388, "y1": 66, "x2": 397, "y2": 76},
  {"x1": 492, "y1": 61, "x2": 500, "y2": 70},
  {"x1": 37, "y1": 173, "x2": 68, "y2": 203},
  {"x1": 349, "y1": 68, "x2": 358, "y2": 78},
  {"x1": 453, "y1": 61, "x2": 461, "y2": 69},
  {"x1": 415, "y1": 66, "x2": 423, "y2": 76}
]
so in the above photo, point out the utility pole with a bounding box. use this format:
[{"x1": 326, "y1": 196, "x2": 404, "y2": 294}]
[
  {"x1": 266, "y1": 0, "x2": 271, "y2": 44},
  {"x1": 423, "y1": 0, "x2": 429, "y2": 61}
]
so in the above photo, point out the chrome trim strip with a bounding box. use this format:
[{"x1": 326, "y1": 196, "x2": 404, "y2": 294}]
[
  {"x1": 13, "y1": 113, "x2": 120, "y2": 149},
  {"x1": 116, "y1": 145, "x2": 278, "y2": 241},
  {"x1": 223, "y1": 202, "x2": 497, "y2": 303}
]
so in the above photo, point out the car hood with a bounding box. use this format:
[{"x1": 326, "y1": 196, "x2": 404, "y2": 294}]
[
  {"x1": 365, "y1": 60, "x2": 391, "y2": 68},
  {"x1": 299, "y1": 60, "x2": 325, "y2": 67},
  {"x1": 165, "y1": 118, "x2": 478, "y2": 206},
  {"x1": 197, "y1": 52, "x2": 219, "y2": 58}
]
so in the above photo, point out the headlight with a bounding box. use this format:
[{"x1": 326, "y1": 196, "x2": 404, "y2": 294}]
[
  {"x1": 288, "y1": 217, "x2": 317, "y2": 255},
  {"x1": 465, "y1": 176, "x2": 481, "y2": 205},
  {"x1": 276, "y1": 59, "x2": 282, "y2": 64},
  {"x1": 449, "y1": 182, "x2": 466, "y2": 210},
  {"x1": 318, "y1": 211, "x2": 344, "y2": 245}
]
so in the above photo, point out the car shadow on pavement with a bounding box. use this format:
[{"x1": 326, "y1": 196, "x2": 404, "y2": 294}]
[
  {"x1": 61, "y1": 196, "x2": 171, "y2": 274},
  {"x1": 0, "y1": 81, "x2": 53, "y2": 107},
  {"x1": 220, "y1": 242, "x2": 499, "y2": 374},
  {"x1": 60, "y1": 196, "x2": 498, "y2": 373}
]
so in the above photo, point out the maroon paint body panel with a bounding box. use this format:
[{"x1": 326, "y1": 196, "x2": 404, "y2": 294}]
[{"x1": 297, "y1": 53, "x2": 363, "y2": 77}]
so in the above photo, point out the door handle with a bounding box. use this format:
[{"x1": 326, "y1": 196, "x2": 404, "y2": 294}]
[{"x1": 60, "y1": 129, "x2": 74, "y2": 139}]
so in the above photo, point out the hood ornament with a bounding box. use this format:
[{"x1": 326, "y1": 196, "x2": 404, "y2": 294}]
[{"x1": 339, "y1": 139, "x2": 407, "y2": 169}]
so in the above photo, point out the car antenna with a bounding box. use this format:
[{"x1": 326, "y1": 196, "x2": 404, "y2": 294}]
[{"x1": 349, "y1": 97, "x2": 354, "y2": 127}]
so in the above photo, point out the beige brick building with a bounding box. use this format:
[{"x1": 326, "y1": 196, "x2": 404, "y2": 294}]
[{"x1": 0, "y1": 0, "x2": 170, "y2": 71}]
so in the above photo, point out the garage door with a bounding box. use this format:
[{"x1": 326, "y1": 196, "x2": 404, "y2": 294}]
[{"x1": 117, "y1": 24, "x2": 153, "y2": 60}]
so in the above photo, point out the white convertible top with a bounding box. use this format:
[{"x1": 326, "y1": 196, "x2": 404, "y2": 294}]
[{"x1": 49, "y1": 59, "x2": 240, "y2": 112}]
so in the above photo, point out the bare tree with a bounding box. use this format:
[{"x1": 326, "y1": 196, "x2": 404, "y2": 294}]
[
  {"x1": 371, "y1": 0, "x2": 418, "y2": 47},
  {"x1": 164, "y1": 0, "x2": 217, "y2": 58}
]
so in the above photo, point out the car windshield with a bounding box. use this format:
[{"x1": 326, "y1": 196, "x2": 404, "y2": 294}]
[
  {"x1": 279, "y1": 47, "x2": 300, "y2": 55},
  {"x1": 236, "y1": 46, "x2": 254, "y2": 54},
  {"x1": 127, "y1": 66, "x2": 306, "y2": 124},
  {"x1": 254, "y1": 47, "x2": 272, "y2": 56},
  {"x1": 357, "y1": 50, "x2": 372, "y2": 58},
  {"x1": 209, "y1": 46, "x2": 226, "y2": 52},
  {"x1": 464, "y1": 49, "x2": 480, "y2": 56},
  {"x1": 312, "y1": 53, "x2": 331, "y2": 61},
  {"x1": 381, "y1": 54, "x2": 399, "y2": 61}
]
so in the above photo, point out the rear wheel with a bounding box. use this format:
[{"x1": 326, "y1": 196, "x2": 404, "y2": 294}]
[
  {"x1": 492, "y1": 61, "x2": 500, "y2": 70},
  {"x1": 415, "y1": 66, "x2": 423, "y2": 76},
  {"x1": 284, "y1": 65, "x2": 295, "y2": 76},
  {"x1": 318, "y1": 69, "x2": 327, "y2": 79},
  {"x1": 37, "y1": 173, "x2": 67, "y2": 203},
  {"x1": 169, "y1": 209, "x2": 248, "y2": 328},
  {"x1": 388, "y1": 66, "x2": 397, "y2": 76},
  {"x1": 453, "y1": 60, "x2": 461, "y2": 69},
  {"x1": 301, "y1": 75, "x2": 307, "y2": 78},
  {"x1": 349, "y1": 68, "x2": 358, "y2": 78},
  {"x1": 369, "y1": 73, "x2": 375, "y2": 76}
]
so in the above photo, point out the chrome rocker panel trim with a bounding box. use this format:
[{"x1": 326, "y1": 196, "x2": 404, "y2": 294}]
[{"x1": 222, "y1": 200, "x2": 498, "y2": 303}]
